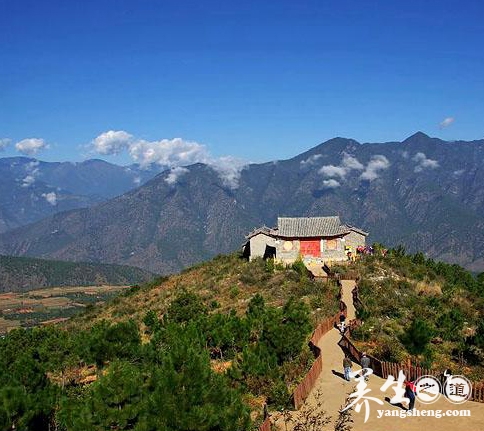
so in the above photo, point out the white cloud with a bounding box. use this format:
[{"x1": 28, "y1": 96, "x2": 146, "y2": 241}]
[
  {"x1": 15, "y1": 138, "x2": 49, "y2": 155},
  {"x1": 21, "y1": 175, "x2": 36, "y2": 187},
  {"x1": 210, "y1": 156, "x2": 246, "y2": 189},
  {"x1": 401, "y1": 150, "x2": 409, "y2": 159},
  {"x1": 90, "y1": 131, "x2": 247, "y2": 189},
  {"x1": 128, "y1": 138, "x2": 210, "y2": 168},
  {"x1": 41, "y1": 192, "x2": 57, "y2": 205},
  {"x1": 133, "y1": 176, "x2": 141, "y2": 185},
  {"x1": 319, "y1": 153, "x2": 364, "y2": 181},
  {"x1": 360, "y1": 155, "x2": 390, "y2": 181},
  {"x1": 439, "y1": 117, "x2": 455, "y2": 129},
  {"x1": 300, "y1": 154, "x2": 322, "y2": 168},
  {"x1": 0, "y1": 138, "x2": 10, "y2": 151},
  {"x1": 165, "y1": 167, "x2": 189, "y2": 185},
  {"x1": 322, "y1": 179, "x2": 341, "y2": 189},
  {"x1": 412, "y1": 152, "x2": 439, "y2": 173},
  {"x1": 319, "y1": 164, "x2": 347, "y2": 179},
  {"x1": 91, "y1": 130, "x2": 133, "y2": 155},
  {"x1": 341, "y1": 153, "x2": 364, "y2": 171},
  {"x1": 453, "y1": 169, "x2": 465, "y2": 176},
  {"x1": 20, "y1": 160, "x2": 40, "y2": 187}
]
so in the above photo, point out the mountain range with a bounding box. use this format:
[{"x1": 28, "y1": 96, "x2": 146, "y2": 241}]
[
  {"x1": 0, "y1": 157, "x2": 162, "y2": 233},
  {"x1": 0, "y1": 132, "x2": 483, "y2": 273}
]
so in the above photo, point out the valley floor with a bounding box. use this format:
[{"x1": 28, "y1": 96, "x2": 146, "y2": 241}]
[{"x1": 0, "y1": 285, "x2": 129, "y2": 333}]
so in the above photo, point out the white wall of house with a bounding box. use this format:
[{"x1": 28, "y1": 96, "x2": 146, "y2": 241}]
[
  {"x1": 249, "y1": 233, "x2": 278, "y2": 261},
  {"x1": 345, "y1": 230, "x2": 366, "y2": 251},
  {"x1": 248, "y1": 230, "x2": 366, "y2": 264}
]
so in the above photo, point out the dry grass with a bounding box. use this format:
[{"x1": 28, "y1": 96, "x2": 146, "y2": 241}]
[
  {"x1": 210, "y1": 360, "x2": 233, "y2": 374},
  {"x1": 69, "y1": 254, "x2": 341, "y2": 330},
  {"x1": 415, "y1": 280, "x2": 442, "y2": 296},
  {"x1": 0, "y1": 317, "x2": 21, "y2": 333}
]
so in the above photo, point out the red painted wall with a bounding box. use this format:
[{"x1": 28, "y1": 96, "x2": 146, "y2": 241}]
[{"x1": 300, "y1": 239, "x2": 321, "y2": 257}]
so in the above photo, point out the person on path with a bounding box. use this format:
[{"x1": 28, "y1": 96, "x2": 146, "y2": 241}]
[
  {"x1": 405, "y1": 380, "x2": 417, "y2": 411},
  {"x1": 360, "y1": 352, "x2": 371, "y2": 381},
  {"x1": 343, "y1": 355, "x2": 352, "y2": 381},
  {"x1": 338, "y1": 313, "x2": 346, "y2": 334}
]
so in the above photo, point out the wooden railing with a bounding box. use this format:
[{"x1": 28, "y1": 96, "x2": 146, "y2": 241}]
[
  {"x1": 342, "y1": 283, "x2": 484, "y2": 404},
  {"x1": 260, "y1": 275, "x2": 484, "y2": 430},
  {"x1": 472, "y1": 383, "x2": 484, "y2": 402},
  {"x1": 258, "y1": 289, "x2": 347, "y2": 429},
  {"x1": 293, "y1": 307, "x2": 346, "y2": 409},
  {"x1": 320, "y1": 262, "x2": 360, "y2": 281},
  {"x1": 338, "y1": 334, "x2": 383, "y2": 377},
  {"x1": 258, "y1": 417, "x2": 271, "y2": 431},
  {"x1": 293, "y1": 355, "x2": 323, "y2": 410}
]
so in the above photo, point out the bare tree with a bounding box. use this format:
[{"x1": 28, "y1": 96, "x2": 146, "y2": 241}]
[
  {"x1": 334, "y1": 392, "x2": 354, "y2": 431},
  {"x1": 283, "y1": 389, "x2": 331, "y2": 431}
]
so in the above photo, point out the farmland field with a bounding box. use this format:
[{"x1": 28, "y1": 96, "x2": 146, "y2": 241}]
[{"x1": 0, "y1": 285, "x2": 130, "y2": 333}]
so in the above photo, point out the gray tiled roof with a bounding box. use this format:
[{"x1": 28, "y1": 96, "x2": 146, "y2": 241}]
[
  {"x1": 277, "y1": 216, "x2": 349, "y2": 237},
  {"x1": 245, "y1": 226, "x2": 277, "y2": 239},
  {"x1": 345, "y1": 224, "x2": 369, "y2": 236}
]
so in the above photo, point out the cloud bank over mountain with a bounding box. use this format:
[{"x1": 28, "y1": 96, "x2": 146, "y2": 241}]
[
  {"x1": 318, "y1": 153, "x2": 390, "y2": 183},
  {"x1": 0, "y1": 132, "x2": 483, "y2": 273},
  {"x1": 90, "y1": 130, "x2": 247, "y2": 189}
]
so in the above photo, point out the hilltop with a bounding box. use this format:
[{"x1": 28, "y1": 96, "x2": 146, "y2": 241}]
[
  {"x1": 0, "y1": 253, "x2": 341, "y2": 430},
  {"x1": 72, "y1": 250, "x2": 484, "y2": 379},
  {"x1": 1, "y1": 132, "x2": 484, "y2": 273},
  {"x1": 71, "y1": 253, "x2": 340, "y2": 330},
  {"x1": 0, "y1": 250, "x2": 483, "y2": 430}
]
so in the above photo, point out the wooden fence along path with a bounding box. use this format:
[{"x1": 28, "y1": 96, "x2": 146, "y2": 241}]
[
  {"x1": 257, "y1": 307, "x2": 344, "y2": 430},
  {"x1": 259, "y1": 274, "x2": 484, "y2": 430},
  {"x1": 473, "y1": 383, "x2": 484, "y2": 402},
  {"x1": 292, "y1": 306, "x2": 345, "y2": 409},
  {"x1": 339, "y1": 333, "x2": 484, "y2": 402},
  {"x1": 342, "y1": 285, "x2": 484, "y2": 404},
  {"x1": 258, "y1": 417, "x2": 271, "y2": 431}
]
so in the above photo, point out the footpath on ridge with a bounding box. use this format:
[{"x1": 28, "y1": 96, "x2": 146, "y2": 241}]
[{"x1": 271, "y1": 279, "x2": 484, "y2": 430}]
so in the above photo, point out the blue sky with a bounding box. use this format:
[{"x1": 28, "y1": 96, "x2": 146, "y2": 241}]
[{"x1": 0, "y1": 0, "x2": 483, "y2": 165}]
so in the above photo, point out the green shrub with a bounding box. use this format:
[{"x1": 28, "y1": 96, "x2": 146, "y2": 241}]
[
  {"x1": 165, "y1": 291, "x2": 207, "y2": 324},
  {"x1": 267, "y1": 379, "x2": 291, "y2": 410},
  {"x1": 400, "y1": 318, "x2": 434, "y2": 355},
  {"x1": 438, "y1": 309, "x2": 464, "y2": 341},
  {"x1": 373, "y1": 337, "x2": 407, "y2": 363},
  {"x1": 210, "y1": 300, "x2": 220, "y2": 309},
  {"x1": 292, "y1": 257, "x2": 309, "y2": 278},
  {"x1": 143, "y1": 310, "x2": 159, "y2": 333},
  {"x1": 351, "y1": 321, "x2": 373, "y2": 342},
  {"x1": 264, "y1": 258, "x2": 275, "y2": 273}
]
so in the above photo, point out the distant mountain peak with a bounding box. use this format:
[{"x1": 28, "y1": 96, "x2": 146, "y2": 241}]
[
  {"x1": 81, "y1": 158, "x2": 114, "y2": 166},
  {"x1": 407, "y1": 131, "x2": 431, "y2": 140},
  {"x1": 402, "y1": 132, "x2": 446, "y2": 149},
  {"x1": 323, "y1": 137, "x2": 361, "y2": 147},
  {"x1": 295, "y1": 137, "x2": 361, "y2": 161}
]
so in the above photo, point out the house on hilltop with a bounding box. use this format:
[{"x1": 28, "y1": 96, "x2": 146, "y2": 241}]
[{"x1": 243, "y1": 216, "x2": 368, "y2": 265}]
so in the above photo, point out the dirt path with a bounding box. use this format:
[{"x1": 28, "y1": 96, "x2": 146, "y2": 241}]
[{"x1": 271, "y1": 279, "x2": 484, "y2": 430}]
